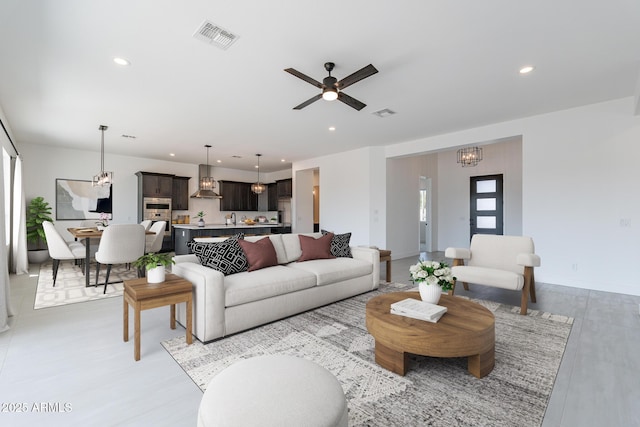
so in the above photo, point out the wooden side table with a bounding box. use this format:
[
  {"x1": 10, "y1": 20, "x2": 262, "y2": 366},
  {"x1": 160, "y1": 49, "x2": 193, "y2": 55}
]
[
  {"x1": 123, "y1": 273, "x2": 193, "y2": 361},
  {"x1": 379, "y1": 249, "x2": 392, "y2": 282}
]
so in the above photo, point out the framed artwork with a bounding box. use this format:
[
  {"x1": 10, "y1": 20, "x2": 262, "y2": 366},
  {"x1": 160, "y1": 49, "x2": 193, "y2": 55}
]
[{"x1": 55, "y1": 179, "x2": 113, "y2": 220}]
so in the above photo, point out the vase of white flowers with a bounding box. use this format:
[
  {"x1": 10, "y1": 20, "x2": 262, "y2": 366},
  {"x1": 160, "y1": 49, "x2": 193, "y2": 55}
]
[
  {"x1": 409, "y1": 260, "x2": 456, "y2": 304},
  {"x1": 96, "y1": 212, "x2": 110, "y2": 230}
]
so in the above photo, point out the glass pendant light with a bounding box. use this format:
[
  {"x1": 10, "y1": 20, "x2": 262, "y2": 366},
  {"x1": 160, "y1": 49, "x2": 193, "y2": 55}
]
[{"x1": 251, "y1": 154, "x2": 266, "y2": 194}]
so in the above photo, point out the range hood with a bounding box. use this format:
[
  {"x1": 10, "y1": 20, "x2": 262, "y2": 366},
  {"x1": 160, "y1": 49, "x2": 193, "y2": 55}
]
[{"x1": 191, "y1": 164, "x2": 222, "y2": 199}]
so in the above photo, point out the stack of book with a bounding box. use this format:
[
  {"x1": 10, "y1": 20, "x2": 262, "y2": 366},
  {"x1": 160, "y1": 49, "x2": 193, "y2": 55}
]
[{"x1": 390, "y1": 298, "x2": 447, "y2": 323}]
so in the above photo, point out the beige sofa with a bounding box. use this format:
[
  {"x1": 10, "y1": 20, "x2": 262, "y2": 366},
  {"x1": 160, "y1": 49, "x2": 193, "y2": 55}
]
[{"x1": 173, "y1": 233, "x2": 380, "y2": 342}]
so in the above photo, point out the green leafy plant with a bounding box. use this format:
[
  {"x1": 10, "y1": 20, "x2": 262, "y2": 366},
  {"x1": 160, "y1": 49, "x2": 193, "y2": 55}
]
[
  {"x1": 196, "y1": 211, "x2": 205, "y2": 218},
  {"x1": 26, "y1": 196, "x2": 53, "y2": 250},
  {"x1": 133, "y1": 252, "x2": 175, "y2": 271}
]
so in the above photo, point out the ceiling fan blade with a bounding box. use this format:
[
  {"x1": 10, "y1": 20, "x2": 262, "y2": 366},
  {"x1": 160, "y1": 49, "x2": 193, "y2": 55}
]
[
  {"x1": 337, "y1": 64, "x2": 378, "y2": 90},
  {"x1": 337, "y1": 92, "x2": 366, "y2": 111},
  {"x1": 293, "y1": 94, "x2": 323, "y2": 110},
  {"x1": 284, "y1": 68, "x2": 323, "y2": 88}
]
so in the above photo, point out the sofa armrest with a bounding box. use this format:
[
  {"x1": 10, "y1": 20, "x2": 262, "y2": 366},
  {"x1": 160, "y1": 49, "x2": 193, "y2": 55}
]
[
  {"x1": 172, "y1": 262, "x2": 226, "y2": 342},
  {"x1": 517, "y1": 253, "x2": 541, "y2": 267},
  {"x1": 351, "y1": 246, "x2": 380, "y2": 288},
  {"x1": 445, "y1": 247, "x2": 471, "y2": 260}
]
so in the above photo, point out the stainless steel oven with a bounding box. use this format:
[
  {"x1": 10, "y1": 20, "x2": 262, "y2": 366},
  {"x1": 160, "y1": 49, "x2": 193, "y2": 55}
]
[{"x1": 143, "y1": 197, "x2": 171, "y2": 235}]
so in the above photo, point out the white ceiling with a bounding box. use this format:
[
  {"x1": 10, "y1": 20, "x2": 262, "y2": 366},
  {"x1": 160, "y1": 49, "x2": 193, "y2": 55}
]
[{"x1": 1, "y1": 0, "x2": 639, "y2": 172}]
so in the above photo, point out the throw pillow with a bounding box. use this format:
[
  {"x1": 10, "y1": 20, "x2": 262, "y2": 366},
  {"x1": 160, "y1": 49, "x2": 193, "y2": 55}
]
[
  {"x1": 298, "y1": 233, "x2": 335, "y2": 262},
  {"x1": 187, "y1": 234, "x2": 248, "y2": 275},
  {"x1": 321, "y1": 229, "x2": 353, "y2": 258},
  {"x1": 238, "y1": 237, "x2": 278, "y2": 272}
]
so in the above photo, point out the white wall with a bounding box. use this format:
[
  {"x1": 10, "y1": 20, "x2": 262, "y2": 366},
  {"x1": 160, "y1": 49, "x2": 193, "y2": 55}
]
[
  {"x1": 383, "y1": 97, "x2": 640, "y2": 295},
  {"x1": 293, "y1": 146, "x2": 386, "y2": 248}
]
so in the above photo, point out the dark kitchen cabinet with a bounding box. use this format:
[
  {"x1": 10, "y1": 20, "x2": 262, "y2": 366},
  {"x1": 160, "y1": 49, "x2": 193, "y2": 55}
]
[
  {"x1": 219, "y1": 181, "x2": 258, "y2": 211},
  {"x1": 267, "y1": 183, "x2": 278, "y2": 211},
  {"x1": 276, "y1": 178, "x2": 292, "y2": 199},
  {"x1": 172, "y1": 176, "x2": 190, "y2": 210},
  {"x1": 136, "y1": 172, "x2": 174, "y2": 198}
]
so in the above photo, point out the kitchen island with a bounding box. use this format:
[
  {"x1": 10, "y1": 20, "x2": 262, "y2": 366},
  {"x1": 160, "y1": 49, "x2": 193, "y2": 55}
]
[{"x1": 173, "y1": 223, "x2": 291, "y2": 255}]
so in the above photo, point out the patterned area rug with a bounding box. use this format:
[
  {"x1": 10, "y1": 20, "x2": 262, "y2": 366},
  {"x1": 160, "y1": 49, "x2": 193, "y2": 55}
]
[
  {"x1": 162, "y1": 282, "x2": 573, "y2": 427},
  {"x1": 34, "y1": 260, "x2": 139, "y2": 309}
]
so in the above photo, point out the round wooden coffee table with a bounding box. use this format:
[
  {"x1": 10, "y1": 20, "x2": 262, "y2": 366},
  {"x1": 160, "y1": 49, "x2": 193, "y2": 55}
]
[{"x1": 366, "y1": 292, "x2": 495, "y2": 378}]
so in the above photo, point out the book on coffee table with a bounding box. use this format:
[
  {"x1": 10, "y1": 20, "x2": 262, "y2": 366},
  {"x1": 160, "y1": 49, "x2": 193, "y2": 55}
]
[{"x1": 390, "y1": 298, "x2": 447, "y2": 322}]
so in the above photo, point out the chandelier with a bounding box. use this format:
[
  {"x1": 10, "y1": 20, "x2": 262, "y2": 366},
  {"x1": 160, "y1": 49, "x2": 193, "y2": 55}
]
[
  {"x1": 92, "y1": 125, "x2": 113, "y2": 187},
  {"x1": 251, "y1": 154, "x2": 266, "y2": 194},
  {"x1": 456, "y1": 147, "x2": 483, "y2": 167},
  {"x1": 191, "y1": 144, "x2": 221, "y2": 198}
]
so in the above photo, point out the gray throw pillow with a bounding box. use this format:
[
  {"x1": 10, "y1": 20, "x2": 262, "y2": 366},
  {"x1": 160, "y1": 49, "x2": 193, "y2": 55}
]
[{"x1": 321, "y1": 229, "x2": 352, "y2": 258}]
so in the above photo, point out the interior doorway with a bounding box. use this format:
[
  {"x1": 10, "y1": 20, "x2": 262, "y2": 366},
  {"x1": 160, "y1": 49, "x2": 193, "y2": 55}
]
[{"x1": 419, "y1": 176, "x2": 433, "y2": 252}]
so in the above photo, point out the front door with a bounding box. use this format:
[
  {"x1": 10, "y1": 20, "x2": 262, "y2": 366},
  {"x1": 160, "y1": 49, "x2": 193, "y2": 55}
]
[{"x1": 470, "y1": 174, "x2": 503, "y2": 237}]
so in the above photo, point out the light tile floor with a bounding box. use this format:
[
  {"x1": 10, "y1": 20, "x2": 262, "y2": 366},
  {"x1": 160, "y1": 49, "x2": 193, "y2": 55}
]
[{"x1": 0, "y1": 256, "x2": 639, "y2": 426}]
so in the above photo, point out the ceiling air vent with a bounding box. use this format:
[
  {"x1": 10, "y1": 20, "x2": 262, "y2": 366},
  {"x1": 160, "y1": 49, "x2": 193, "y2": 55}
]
[
  {"x1": 372, "y1": 108, "x2": 396, "y2": 118},
  {"x1": 193, "y1": 21, "x2": 239, "y2": 50}
]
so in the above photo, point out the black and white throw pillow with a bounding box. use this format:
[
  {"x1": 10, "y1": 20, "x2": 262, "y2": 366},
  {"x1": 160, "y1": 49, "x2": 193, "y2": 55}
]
[
  {"x1": 321, "y1": 229, "x2": 352, "y2": 258},
  {"x1": 187, "y1": 233, "x2": 248, "y2": 275}
]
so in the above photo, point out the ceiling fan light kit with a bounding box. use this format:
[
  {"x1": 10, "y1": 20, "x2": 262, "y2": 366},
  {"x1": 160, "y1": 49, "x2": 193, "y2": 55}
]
[{"x1": 285, "y1": 61, "x2": 378, "y2": 111}]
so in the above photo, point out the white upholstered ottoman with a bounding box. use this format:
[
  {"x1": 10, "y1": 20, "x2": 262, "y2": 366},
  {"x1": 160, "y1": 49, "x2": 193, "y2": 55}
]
[{"x1": 197, "y1": 355, "x2": 348, "y2": 427}]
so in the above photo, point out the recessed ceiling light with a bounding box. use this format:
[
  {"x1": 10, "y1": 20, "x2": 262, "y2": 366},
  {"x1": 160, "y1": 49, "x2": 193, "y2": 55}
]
[
  {"x1": 519, "y1": 65, "x2": 535, "y2": 74},
  {"x1": 170, "y1": 153, "x2": 175, "y2": 157},
  {"x1": 328, "y1": 126, "x2": 336, "y2": 131},
  {"x1": 217, "y1": 159, "x2": 222, "y2": 163},
  {"x1": 281, "y1": 159, "x2": 286, "y2": 162},
  {"x1": 113, "y1": 57, "x2": 131, "y2": 66}
]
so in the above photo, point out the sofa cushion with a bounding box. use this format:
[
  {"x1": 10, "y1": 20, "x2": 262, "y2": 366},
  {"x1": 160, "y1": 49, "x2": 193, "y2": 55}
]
[
  {"x1": 238, "y1": 237, "x2": 278, "y2": 272},
  {"x1": 281, "y1": 233, "x2": 322, "y2": 263},
  {"x1": 298, "y1": 233, "x2": 335, "y2": 262},
  {"x1": 321, "y1": 229, "x2": 352, "y2": 258},
  {"x1": 225, "y1": 266, "x2": 317, "y2": 307},
  {"x1": 452, "y1": 265, "x2": 524, "y2": 291},
  {"x1": 187, "y1": 234, "x2": 249, "y2": 275},
  {"x1": 288, "y1": 257, "x2": 373, "y2": 286}
]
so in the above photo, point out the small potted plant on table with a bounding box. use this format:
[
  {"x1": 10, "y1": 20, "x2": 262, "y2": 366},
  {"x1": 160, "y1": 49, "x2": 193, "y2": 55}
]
[
  {"x1": 409, "y1": 260, "x2": 456, "y2": 304},
  {"x1": 133, "y1": 252, "x2": 175, "y2": 283}
]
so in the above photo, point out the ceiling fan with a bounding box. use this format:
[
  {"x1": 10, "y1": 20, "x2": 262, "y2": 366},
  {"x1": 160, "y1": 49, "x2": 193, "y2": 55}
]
[{"x1": 284, "y1": 62, "x2": 378, "y2": 111}]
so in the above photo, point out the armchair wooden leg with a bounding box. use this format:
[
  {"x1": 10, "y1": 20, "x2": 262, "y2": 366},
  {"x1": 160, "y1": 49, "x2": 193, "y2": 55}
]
[
  {"x1": 528, "y1": 269, "x2": 537, "y2": 303},
  {"x1": 451, "y1": 259, "x2": 469, "y2": 291},
  {"x1": 448, "y1": 281, "x2": 456, "y2": 295}
]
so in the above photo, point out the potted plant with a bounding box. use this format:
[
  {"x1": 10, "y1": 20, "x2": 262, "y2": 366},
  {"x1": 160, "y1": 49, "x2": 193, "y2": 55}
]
[
  {"x1": 409, "y1": 260, "x2": 456, "y2": 304},
  {"x1": 133, "y1": 252, "x2": 175, "y2": 283},
  {"x1": 196, "y1": 211, "x2": 205, "y2": 227},
  {"x1": 26, "y1": 196, "x2": 53, "y2": 264}
]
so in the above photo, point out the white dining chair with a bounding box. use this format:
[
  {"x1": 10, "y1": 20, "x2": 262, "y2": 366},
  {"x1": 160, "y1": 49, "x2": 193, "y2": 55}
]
[
  {"x1": 95, "y1": 224, "x2": 146, "y2": 294},
  {"x1": 145, "y1": 221, "x2": 166, "y2": 254},
  {"x1": 140, "y1": 220, "x2": 152, "y2": 230},
  {"x1": 42, "y1": 221, "x2": 87, "y2": 286}
]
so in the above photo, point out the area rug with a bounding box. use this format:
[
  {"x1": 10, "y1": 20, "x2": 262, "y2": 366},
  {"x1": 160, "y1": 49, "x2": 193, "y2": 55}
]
[
  {"x1": 162, "y1": 282, "x2": 573, "y2": 427},
  {"x1": 34, "y1": 260, "x2": 139, "y2": 309}
]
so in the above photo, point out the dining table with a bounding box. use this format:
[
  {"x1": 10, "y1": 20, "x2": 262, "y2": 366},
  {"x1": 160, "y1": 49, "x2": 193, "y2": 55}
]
[{"x1": 67, "y1": 227, "x2": 154, "y2": 288}]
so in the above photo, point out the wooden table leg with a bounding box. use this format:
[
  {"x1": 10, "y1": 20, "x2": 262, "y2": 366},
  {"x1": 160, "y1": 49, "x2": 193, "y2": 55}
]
[
  {"x1": 386, "y1": 259, "x2": 392, "y2": 282},
  {"x1": 134, "y1": 302, "x2": 141, "y2": 361},
  {"x1": 170, "y1": 304, "x2": 176, "y2": 329},
  {"x1": 374, "y1": 341, "x2": 408, "y2": 376},
  {"x1": 467, "y1": 346, "x2": 495, "y2": 378},
  {"x1": 123, "y1": 297, "x2": 129, "y2": 342},
  {"x1": 186, "y1": 295, "x2": 193, "y2": 345}
]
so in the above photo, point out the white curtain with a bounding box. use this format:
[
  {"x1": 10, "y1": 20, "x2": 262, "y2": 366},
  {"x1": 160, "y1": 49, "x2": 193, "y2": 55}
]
[
  {"x1": 12, "y1": 156, "x2": 28, "y2": 275},
  {"x1": 0, "y1": 148, "x2": 14, "y2": 333}
]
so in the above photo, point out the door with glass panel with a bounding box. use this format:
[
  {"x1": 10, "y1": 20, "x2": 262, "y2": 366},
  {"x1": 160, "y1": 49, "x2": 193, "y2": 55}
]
[{"x1": 470, "y1": 174, "x2": 503, "y2": 236}]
